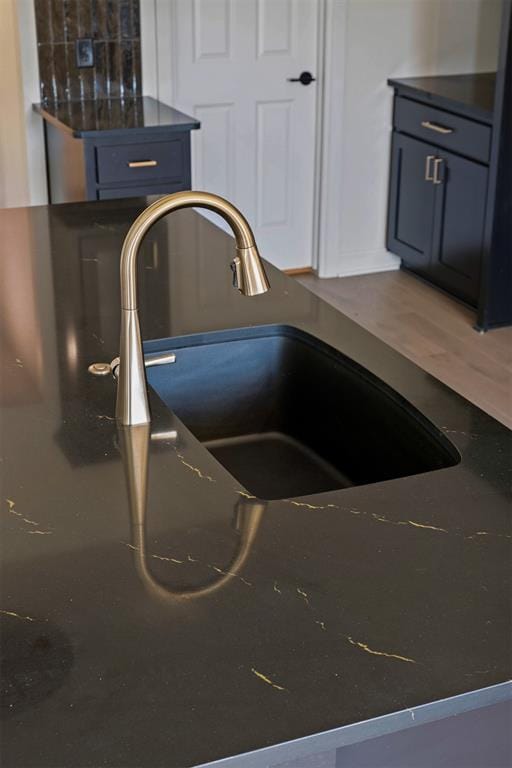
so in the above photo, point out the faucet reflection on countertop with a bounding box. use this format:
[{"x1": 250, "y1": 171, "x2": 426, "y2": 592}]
[{"x1": 118, "y1": 424, "x2": 266, "y2": 602}]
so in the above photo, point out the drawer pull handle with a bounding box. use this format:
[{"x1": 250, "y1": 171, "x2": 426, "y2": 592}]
[
  {"x1": 433, "y1": 157, "x2": 443, "y2": 185},
  {"x1": 425, "y1": 154, "x2": 435, "y2": 181},
  {"x1": 127, "y1": 160, "x2": 158, "y2": 168},
  {"x1": 421, "y1": 120, "x2": 454, "y2": 135}
]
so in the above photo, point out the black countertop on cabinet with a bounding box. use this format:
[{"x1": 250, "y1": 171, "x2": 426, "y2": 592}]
[
  {"x1": 388, "y1": 72, "x2": 496, "y2": 123},
  {"x1": 33, "y1": 96, "x2": 200, "y2": 138},
  {"x1": 0, "y1": 199, "x2": 510, "y2": 768}
]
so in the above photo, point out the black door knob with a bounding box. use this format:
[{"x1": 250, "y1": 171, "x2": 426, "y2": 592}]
[{"x1": 287, "y1": 71, "x2": 316, "y2": 86}]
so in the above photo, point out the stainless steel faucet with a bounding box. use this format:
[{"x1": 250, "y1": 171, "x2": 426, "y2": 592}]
[{"x1": 116, "y1": 191, "x2": 270, "y2": 426}]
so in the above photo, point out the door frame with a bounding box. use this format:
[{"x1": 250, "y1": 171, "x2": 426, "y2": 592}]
[{"x1": 141, "y1": 0, "x2": 342, "y2": 274}]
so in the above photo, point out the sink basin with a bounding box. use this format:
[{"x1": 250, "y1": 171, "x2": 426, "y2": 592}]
[{"x1": 145, "y1": 325, "x2": 459, "y2": 500}]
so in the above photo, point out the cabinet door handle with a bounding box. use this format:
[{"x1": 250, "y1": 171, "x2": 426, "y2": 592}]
[
  {"x1": 127, "y1": 160, "x2": 158, "y2": 168},
  {"x1": 433, "y1": 157, "x2": 443, "y2": 185},
  {"x1": 421, "y1": 120, "x2": 454, "y2": 135},
  {"x1": 425, "y1": 155, "x2": 435, "y2": 181}
]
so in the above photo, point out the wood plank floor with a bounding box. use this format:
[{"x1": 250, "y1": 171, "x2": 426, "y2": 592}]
[{"x1": 297, "y1": 270, "x2": 512, "y2": 429}]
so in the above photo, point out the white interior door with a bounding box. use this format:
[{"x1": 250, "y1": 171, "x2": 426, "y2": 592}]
[{"x1": 169, "y1": 0, "x2": 319, "y2": 270}]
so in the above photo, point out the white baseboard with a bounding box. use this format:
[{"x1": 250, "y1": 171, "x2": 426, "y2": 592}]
[{"x1": 318, "y1": 249, "x2": 400, "y2": 279}]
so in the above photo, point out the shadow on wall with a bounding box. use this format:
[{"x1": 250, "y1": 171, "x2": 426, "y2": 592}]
[{"x1": 435, "y1": 0, "x2": 502, "y2": 73}]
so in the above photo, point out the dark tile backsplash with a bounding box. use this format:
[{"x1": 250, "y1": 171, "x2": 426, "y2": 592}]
[{"x1": 34, "y1": 0, "x2": 141, "y2": 103}]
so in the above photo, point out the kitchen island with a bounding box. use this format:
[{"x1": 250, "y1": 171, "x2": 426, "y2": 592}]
[{"x1": 0, "y1": 199, "x2": 510, "y2": 767}]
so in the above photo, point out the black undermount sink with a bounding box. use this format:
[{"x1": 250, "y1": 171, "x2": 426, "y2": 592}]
[{"x1": 146, "y1": 325, "x2": 460, "y2": 500}]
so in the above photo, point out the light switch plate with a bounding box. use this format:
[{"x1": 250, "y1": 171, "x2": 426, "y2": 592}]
[{"x1": 75, "y1": 38, "x2": 94, "y2": 68}]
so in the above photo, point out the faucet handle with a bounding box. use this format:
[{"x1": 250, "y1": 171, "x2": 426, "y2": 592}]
[
  {"x1": 230, "y1": 256, "x2": 244, "y2": 292},
  {"x1": 144, "y1": 351, "x2": 177, "y2": 368},
  {"x1": 109, "y1": 352, "x2": 176, "y2": 380},
  {"x1": 110, "y1": 357, "x2": 121, "y2": 378}
]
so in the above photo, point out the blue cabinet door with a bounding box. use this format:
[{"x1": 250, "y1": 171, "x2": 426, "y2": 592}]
[
  {"x1": 387, "y1": 130, "x2": 487, "y2": 307},
  {"x1": 430, "y1": 149, "x2": 487, "y2": 306},
  {"x1": 387, "y1": 132, "x2": 437, "y2": 274}
]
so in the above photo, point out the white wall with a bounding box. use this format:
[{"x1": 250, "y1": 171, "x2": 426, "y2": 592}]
[
  {"x1": 436, "y1": 0, "x2": 502, "y2": 72},
  {"x1": 0, "y1": 0, "x2": 48, "y2": 209},
  {"x1": 16, "y1": 0, "x2": 48, "y2": 207},
  {"x1": 0, "y1": 0, "x2": 29, "y2": 208},
  {"x1": 318, "y1": 0, "x2": 502, "y2": 277}
]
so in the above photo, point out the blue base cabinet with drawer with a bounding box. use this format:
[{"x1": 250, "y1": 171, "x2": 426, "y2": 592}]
[
  {"x1": 34, "y1": 97, "x2": 200, "y2": 205},
  {"x1": 387, "y1": 88, "x2": 491, "y2": 308},
  {"x1": 83, "y1": 132, "x2": 193, "y2": 202}
]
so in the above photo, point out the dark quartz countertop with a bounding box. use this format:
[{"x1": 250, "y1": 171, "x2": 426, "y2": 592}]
[
  {"x1": 0, "y1": 199, "x2": 510, "y2": 767},
  {"x1": 33, "y1": 96, "x2": 200, "y2": 137},
  {"x1": 388, "y1": 72, "x2": 496, "y2": 123}
]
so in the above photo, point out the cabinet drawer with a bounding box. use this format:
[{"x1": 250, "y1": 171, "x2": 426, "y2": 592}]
[
  {"x1": 95, "y1": 136, "x2": 188, "y2": 185},
  {"x1": 97, "y1": 180, "x2": 188, "y2": 200},
  {"x1": 394, "y1": 97, "x2": 491, "y2": 163}
]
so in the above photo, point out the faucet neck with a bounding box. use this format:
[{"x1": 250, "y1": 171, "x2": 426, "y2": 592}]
[
  {"x1": 120, "y1": 191, "x2": 258, "y2": 310},
  {"x1": 116, "y1": 191, "x2": 269, "y2": 426}
]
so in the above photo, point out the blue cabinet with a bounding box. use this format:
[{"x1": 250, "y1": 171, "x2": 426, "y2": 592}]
[
  {"x1": 387, "y1": 83, "x2": 492, "y2": 308},
  {"x1": 34, "y1": 97, "x2": 200, "y2": 204},
  {"x1": 388, "y1": 128, "x2": 488, "y2": 306}
]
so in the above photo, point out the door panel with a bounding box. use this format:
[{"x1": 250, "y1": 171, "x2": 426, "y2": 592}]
[
  {"x1": 192, "y1": 0, "x2": 231, "y2": 59},
  {"x1": 387, "y1": 133, "x2": 436, "y2": 272},
  {"x1": 257, "y1": 0, "x2": 293, "y2": 57},
  {"x1": 256, "y1": 100, "x2": 291, "y2": 226},
  {"x1": 194, "y1": 104, "x2": 235, "y2": 200},
  {"x1": 170, "y1": 0, "x2": 318, "y2": 270},
  {"x1": 431, "y1": 151, "x2": 487, "y2": 306}
]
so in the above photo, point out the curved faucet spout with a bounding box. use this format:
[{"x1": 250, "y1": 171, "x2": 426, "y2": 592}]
[
  {"x1": 120, "y1": 191, "x2": 269, "y2": 309},
  {"x1": 116, "y1": 191, "x2": 270, "y2": 426}
]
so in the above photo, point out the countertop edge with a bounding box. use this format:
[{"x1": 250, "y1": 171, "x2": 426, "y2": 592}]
[
  {"x1": 197, "y1": 681, "x2": 512, "y2": 768},
  {"x1": 32, "y1": 102, "x2": 201, "y2": 138},
  {"x1": 387, "y1": 76, "x2": 495, "y2": 124},
  {"x1": 33, "y1": 103, "x2": 75, "y2": 136}
]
